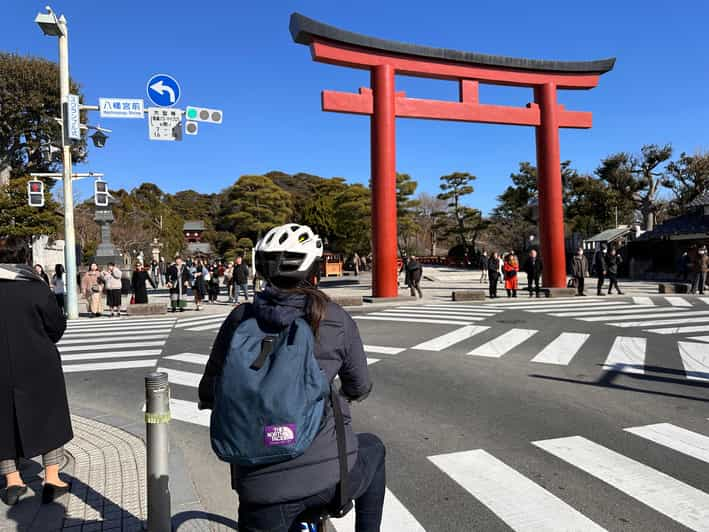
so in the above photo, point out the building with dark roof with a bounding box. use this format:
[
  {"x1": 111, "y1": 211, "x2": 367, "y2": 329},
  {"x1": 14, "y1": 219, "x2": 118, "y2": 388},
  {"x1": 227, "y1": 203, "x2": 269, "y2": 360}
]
[
  {"x1": 628, "y1": 194, "x2": 709, "y2": 277},
  {"x1": 183, "y1": 221, "x2": 212, "y2": 258}
]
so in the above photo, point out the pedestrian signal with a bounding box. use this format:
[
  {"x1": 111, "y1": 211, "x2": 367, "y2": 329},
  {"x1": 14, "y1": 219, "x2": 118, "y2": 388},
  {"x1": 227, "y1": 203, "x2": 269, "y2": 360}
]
[
  {"x1": 185, "y1": 106, "x2": 223, "y2": 124},
  {"x1": 94, "y1": 180, "x2": 109, "y2": 207},
  {"x1": 27, "y1": 179, "x2": 45, "y2": 207}
]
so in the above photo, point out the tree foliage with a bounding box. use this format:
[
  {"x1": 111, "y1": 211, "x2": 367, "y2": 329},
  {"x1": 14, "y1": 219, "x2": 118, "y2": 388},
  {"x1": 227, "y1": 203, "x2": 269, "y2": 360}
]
[
  {"x1": 396, "y1": 173, "x2": 420, "y2": 254},
  {"x1": 436, "y1": 172, "x2": 485, "y2": 254},
  {"x1": 220, "y1": 175, "x2": 293, "y2": 243},
  {"x1": 596, "y1": 144, "x2": 673, "y2": 230},
  {"x1": 664, "y1": 151, "x2": 709, "y2": 213}
]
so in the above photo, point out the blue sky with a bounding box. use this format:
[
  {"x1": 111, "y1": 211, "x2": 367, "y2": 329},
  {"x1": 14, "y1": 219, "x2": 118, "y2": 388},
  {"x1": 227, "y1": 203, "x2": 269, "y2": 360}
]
[{"x1": 3, "y1": 1, "x2": 709, "y2": 214}]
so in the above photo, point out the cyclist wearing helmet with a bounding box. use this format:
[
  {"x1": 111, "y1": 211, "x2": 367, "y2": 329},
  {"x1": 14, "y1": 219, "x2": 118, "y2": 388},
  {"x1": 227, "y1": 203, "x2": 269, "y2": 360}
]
[{"x1": 198, "y1": 223, "x2": 386, "y2": 532}]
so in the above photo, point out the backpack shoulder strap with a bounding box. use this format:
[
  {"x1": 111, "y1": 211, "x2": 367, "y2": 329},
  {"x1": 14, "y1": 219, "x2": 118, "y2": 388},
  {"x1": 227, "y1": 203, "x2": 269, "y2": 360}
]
[{"x1": 330, "y1": 384, "x2": 352, "y2": 517}]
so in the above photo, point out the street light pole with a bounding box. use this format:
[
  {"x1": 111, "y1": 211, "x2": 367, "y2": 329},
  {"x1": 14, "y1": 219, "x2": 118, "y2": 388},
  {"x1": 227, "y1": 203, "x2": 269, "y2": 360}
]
[
  {"x1": 57, "y1": 15, "x2": 79, "y2": 320},
  {"x1": 36, "y1": 7, "x2": 79, "y2": 319}
]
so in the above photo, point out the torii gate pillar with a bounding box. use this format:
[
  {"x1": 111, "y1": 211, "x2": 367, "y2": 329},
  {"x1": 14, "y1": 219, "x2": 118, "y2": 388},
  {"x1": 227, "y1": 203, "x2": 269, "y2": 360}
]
[
  {"x1": 534, "y1": 83, "x2": 567, "y2": 289},
  {"x1": 290, "y1": 13, "x2": 614, "y2": 298},
  {"x1": 371, "y1": 64, "x2": 398, "y2": 296}
]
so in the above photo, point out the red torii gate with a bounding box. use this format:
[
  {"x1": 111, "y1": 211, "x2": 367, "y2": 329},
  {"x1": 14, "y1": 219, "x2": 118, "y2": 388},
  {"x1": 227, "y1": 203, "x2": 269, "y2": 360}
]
[{"x1": 290, "y1": 13, "x2": 615, "y2": 298}]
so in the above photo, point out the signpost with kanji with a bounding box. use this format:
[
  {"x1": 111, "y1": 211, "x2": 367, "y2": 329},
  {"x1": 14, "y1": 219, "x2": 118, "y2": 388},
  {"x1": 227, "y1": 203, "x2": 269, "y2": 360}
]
[
  {"x1": 148, "y1": 108, "x2": 182, "y2": 141},
  {"x1": 99, "y1": 98, "x2": 144, "y2": 118}
]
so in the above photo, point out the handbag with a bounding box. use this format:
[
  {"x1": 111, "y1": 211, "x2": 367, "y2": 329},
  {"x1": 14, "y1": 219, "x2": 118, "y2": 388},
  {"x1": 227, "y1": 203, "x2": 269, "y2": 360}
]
[
  {"x1": 130, "y1": 295, "x2": 136, "y2": 304},
  {"x1": 91, "y1": 284, "x2": 101, "y2": 293}
]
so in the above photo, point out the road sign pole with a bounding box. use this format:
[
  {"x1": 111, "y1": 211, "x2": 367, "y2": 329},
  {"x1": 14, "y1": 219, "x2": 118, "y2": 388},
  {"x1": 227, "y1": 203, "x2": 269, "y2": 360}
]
[{"x1": 58, "y1": 15, "x2": 79, "y2": 320}]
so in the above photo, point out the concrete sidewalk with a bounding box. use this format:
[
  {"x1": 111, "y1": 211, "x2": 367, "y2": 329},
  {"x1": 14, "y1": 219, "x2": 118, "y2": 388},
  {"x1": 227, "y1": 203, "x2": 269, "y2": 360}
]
[{"x1": 0, "y1": 409, "x2": 231, "y2": 532}]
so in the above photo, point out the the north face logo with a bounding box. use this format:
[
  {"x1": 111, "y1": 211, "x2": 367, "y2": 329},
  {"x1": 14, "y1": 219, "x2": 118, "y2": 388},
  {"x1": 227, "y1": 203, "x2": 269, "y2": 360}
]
[{"x1": 264, "y1": 424, "x2": 296, "y2": 446}]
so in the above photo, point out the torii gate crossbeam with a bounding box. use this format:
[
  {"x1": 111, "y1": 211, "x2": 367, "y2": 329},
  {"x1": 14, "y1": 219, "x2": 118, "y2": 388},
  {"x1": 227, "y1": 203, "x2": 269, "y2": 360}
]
[{"x1": 290, "y1": 13, "x2": 615, "y2": 298}]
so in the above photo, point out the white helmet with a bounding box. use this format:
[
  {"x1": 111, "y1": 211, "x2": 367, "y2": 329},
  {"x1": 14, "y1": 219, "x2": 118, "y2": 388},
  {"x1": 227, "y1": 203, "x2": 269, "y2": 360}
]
[{"x1": 255, "y1": 224, "x2": 323, "y2": 284}]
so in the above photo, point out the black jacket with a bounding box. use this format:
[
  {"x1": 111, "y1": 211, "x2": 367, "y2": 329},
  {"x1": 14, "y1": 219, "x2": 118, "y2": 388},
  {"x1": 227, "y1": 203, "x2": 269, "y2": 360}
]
[
  {"x1": 523, "y1": 256, "x2": 543, "y2": 277},
  {"x1": 0, "y1": 269, "x2": 72, "y2": 461},
  {"x1": 233, "y1": 263, "x2": 249, "y2": 285},
  {"x1": 404, "y1": 259, "x2": 422, "y2": 285},
  {"x1": 594, "y1": 251, "x2": 608, "y2": 274},
  {"x1": 488, "y1": 257, "x2": 501, "y2": 276},
  {"x1": 572, "y1": 255, "x2": 589, "y2": 277},
  {"x1": 606, "y1": 254, "x2": 622, "y2": 275},
  {"x1": 131, "y1": 270, "x2": 156, "y2": 304},
  {"x1": 166, "y1": 264, "x2": 191, "y2": 295},
  {"x1": 199, "y1": 287, "x2": 371, "y2": 504}
]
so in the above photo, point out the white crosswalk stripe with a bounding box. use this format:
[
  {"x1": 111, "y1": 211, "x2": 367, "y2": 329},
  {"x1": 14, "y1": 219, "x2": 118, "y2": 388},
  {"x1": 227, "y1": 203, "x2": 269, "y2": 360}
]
[
  {"x1": 428, "y1": 449, "x2": 605, "y2": 531},
  {"x1": 332, "y1": 489, "x2": 426, "y2": 532},
  {"x1": 603, "y1": 336, "x2": 646, "y2": 374},
  {"x1": 468, "y1": 328, "x2": 537, "y2": 358},
  {"x1": 624, "y1": 423, "x2": 709, "y2": 464},
  {"x1": 412, "y1": 326, "x2": 489, "y2": 351},
  {"x1": 664, "y1": 296, "x2": 692, "y2": 307},
  {"x1": 687, "y1": 335, "x2": 709, "y2": 343},
  {"x1": 530, "y1": 332, "x2": 590, "y2": 365},
  {"x1": 59, "y1": 316, "x2": 176, "y2": 373},
  {"x1": 579, "y1": 309, "x2": 702, "y2": 322},
  {"x1": 523, "y1": 301, "x2": 630, "y2": 313},
  {"x1": 550, "y1": 305, "x2": 676, "y2": 318},
  {"x1": 646, "y1": 325, "x2": 709, "y2": 335},
  {"x1": 609, "y1": 314, "x2": 709, "y2": 328},
  {"x1": 632, "y1": 296, "x2": 655, "y2": 306},
  {"x1": 677, "y1": 341, "x2": 709, "y2": 381},
  {"x1": 377, "y1": 310, "x2": 487, "y2": 321},
  {"x1": 533, "y1": 435, "x2": 709, "y2": 531},
  {"x1": 355, "y1": 316, "x2": 473, "y2": 325}
]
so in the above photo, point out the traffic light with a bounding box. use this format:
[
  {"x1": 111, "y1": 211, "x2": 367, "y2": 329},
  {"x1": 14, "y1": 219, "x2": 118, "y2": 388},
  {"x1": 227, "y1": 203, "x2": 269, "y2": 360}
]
[
  {"x1": 185, "y1": 106, "x2": 223, "y2": 124},
  {"x1": 94, "y1": 180, "x2": 109, "y2": 207},
  {"x1": 185, "y1": 121, "x2": 198, "y2": 135},
  {"x1": 27, "y1": 179, "x2": 45, "y2": 207}
]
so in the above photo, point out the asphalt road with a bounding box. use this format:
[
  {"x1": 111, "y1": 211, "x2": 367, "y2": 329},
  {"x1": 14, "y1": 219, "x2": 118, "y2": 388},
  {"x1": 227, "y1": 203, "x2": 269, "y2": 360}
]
[{"x1": 62, "y1": 295, "x2": 709, "y2": 531}]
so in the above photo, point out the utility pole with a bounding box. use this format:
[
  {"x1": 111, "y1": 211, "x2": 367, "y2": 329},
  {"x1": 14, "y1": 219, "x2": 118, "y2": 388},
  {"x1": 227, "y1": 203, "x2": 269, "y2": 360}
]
[
  {"x1": 35, "y1": 7, "x2": 79, "y2": 319},
  {"x1": 58, "y1": 15, "x2": 79, "y2": 320}
]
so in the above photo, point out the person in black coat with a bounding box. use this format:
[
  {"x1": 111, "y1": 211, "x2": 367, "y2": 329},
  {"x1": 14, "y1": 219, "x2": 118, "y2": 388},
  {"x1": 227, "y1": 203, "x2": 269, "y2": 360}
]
[
  {"x1": 606, "y1": 248, "x2": 624, "y2": 295},
  {"x1": 487, "y1": 252, "x2": 501, "y2": 298},
  {"x1": 0, "y1": 264, "x2": 72, "y2": 506},
  {"x1": 131, "y1": 262, "x2": 157, "y2": 304},
  {"x1": 593, "y1": 246, "x2": 608, "y2": 296},
  {"x1": 523, "y1": 249, "x2": 543, "y2": 298},
  {"x1": 167, "y1": 256, "x2": 192, "y2": 312},
  {"x1": 404, "y1": 256, "x2": 423, "y2": 298}
]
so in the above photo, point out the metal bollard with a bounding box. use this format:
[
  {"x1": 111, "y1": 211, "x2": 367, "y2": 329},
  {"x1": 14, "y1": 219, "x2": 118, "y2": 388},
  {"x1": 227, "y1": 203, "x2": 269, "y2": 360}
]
[{"x1": 145, "y1": 372, "x2": 171, "y2": 532}]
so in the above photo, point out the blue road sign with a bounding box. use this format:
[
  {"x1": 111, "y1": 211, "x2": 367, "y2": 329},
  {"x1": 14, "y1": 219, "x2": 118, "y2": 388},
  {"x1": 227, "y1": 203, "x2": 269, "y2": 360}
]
[{"x1": 146, "y1": 74, "x2": 181, "y2": 107}]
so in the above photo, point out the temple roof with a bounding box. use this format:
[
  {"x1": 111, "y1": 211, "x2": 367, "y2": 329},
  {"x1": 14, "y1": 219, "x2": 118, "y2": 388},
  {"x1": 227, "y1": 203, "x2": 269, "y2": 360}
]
[
  {"x1": 290, "y1": 13, "x2": 615, "y2": 75},
  {"x1": 687, "y1": 192, "x2": 709, "y2": 208}
]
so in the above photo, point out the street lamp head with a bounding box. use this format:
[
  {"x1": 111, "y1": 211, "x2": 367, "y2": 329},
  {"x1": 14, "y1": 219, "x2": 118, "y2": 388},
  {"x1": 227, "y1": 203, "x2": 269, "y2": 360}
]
[
  {"x1": 90, "y1": 130, "x2": 108, "y2": 148},
  {"x1": 34, "y1": 7, "x2": 64, "y2": 36}
]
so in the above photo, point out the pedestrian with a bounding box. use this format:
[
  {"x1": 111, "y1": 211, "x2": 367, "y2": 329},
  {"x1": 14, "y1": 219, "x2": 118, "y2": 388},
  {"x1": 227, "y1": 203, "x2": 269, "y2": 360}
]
[
  {"x1": 498, "y1": 251, "x2": 505, "y2": 285},
  {"x1": 81, "y1": 263, "x2": 104, "y2": 316},
  {"x1": 167, "y1": 256, "x2": 191, "y2": 312},
  {"x1": 159, "y1": 256, "x2": 167, "y2": 287},
  {"x1": 34, "y1": 264, "x2": 49, "y2": 284},
  {"x1": 224, "y1": 261, "x2": 235, "y2": 303},
  {"x1": 594, "y1": 246, "x2": 608, "y2": 296},
  {"x1": 691, "y1": 246, "x2": 709, "y2": 295},
  {"x1": 0, "y1": 264, "x2": 72, "y2": 506},
  {"x1": 51, "y1": 264, "x2": 66, "y2": 315},
  {"x1": 207, "y1": 265, "x2": 221, "y2": 303},
  {"x1": 606, "y1": 248, "x2": 624, "y2": 295},
  {"x1": 102, "y1": 262, "x2": 123, "y2": 317},
  {"x1": 192, "y1": 259, "x2": 208, "y2": 311},
  {"x1": 198, "y1": 223, "x2": 384, "y2": 532},
  {"x1": 405, "y1": 255, "x2": 423, "y2": 298},
  {"x1": 479, "y1": 251, "x2": 488, "y2": 283},
  {"x1": 353, "y1": 252, "x2": 360, "y2": 276},
  {"x1": 360, "y1": 254, "x2": 368, "y2": 272},
  {"x1": 233, "y1": 255, "x2": 250, "y2": 304},
  {"x1": 677, "y1": 251, "x2": 690, "y2": 282},
  {"x1": 571, "y1": 247, "x2": 589, "y2": 296},
  {"x1": 523, "y1": 249, "x2": 543, "y2": 298},
  {"x1": 488, "y1": 252, "x2": 501, "y2": 298},
  {"x1": 503, "y1": 253, "x2": 519, "y2": 297},
  {"x1": 131, "y1": 262, "x2": 156, "y2": 304}
]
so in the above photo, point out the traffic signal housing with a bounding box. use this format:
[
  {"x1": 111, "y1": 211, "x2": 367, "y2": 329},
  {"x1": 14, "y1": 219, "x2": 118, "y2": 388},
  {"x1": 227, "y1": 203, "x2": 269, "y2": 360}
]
[
  {"x1": 185, "y1": 106, "x2": 222, "y2": 124},
  {"x1": 94, "y1": 180, "x2": 109, "y2": 207},
  {"x1": 27, "y1": 179, "x2": 45, "y2": 207}
]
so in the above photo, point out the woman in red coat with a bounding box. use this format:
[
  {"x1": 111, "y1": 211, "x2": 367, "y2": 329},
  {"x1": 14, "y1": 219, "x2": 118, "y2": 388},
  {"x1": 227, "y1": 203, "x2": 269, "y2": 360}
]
[{"x1": 503, "y1": 253, "x2": 519, "y2": 297}]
